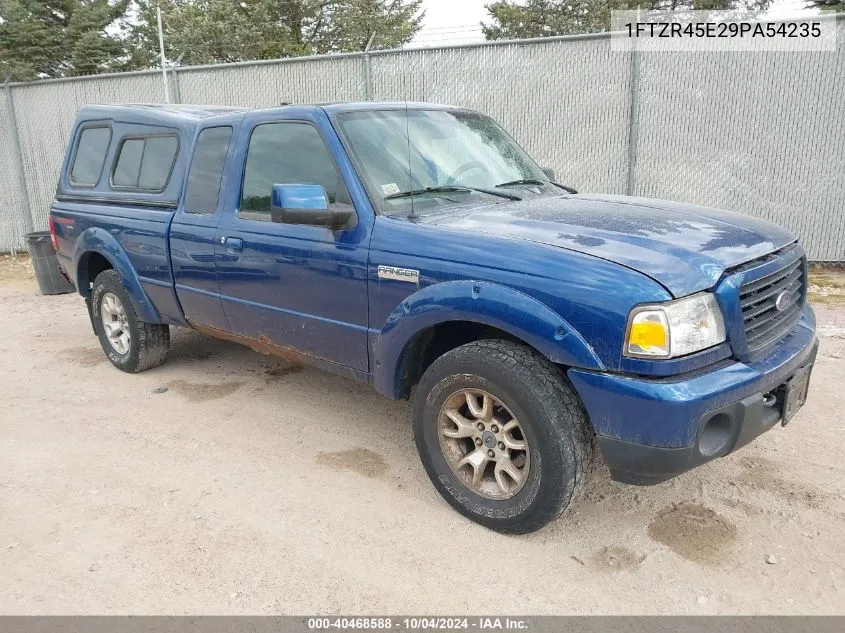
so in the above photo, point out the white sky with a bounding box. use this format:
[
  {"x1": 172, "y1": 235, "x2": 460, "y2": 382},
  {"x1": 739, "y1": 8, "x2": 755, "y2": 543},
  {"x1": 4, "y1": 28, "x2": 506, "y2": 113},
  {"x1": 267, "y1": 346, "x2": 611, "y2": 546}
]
[{"x1": 410, "y1": 0, "x2": 821, "y2": 47}]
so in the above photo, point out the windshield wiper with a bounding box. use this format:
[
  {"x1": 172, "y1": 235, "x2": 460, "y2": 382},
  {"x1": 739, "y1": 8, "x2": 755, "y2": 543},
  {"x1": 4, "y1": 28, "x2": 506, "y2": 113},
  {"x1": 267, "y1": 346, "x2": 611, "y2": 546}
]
[
  {"x1": 495, "y1": 178, "x2": 578, "y2": 194},
  {"x1": 384, "y1": 185, "x2": 469, "y2": 200},
  {"x1": 551, "y1": 181, "x2": 578, "y2": 194},
  {"x1": 495, "y1": 178, "x2": 548, "y2": 188},
  {"x1": 384, "y1": 185, "x2": 520, "y2": 201}
]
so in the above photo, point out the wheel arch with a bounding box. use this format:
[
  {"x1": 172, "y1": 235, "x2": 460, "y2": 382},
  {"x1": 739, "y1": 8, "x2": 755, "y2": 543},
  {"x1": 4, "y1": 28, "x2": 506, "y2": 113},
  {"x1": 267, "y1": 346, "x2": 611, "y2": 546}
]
[
  {"x1": 371, "y1": 280, "x2": 604, "y2": 399},
  {"x1": 73, "y1": 228, "x2": 161, "y2": 323}
]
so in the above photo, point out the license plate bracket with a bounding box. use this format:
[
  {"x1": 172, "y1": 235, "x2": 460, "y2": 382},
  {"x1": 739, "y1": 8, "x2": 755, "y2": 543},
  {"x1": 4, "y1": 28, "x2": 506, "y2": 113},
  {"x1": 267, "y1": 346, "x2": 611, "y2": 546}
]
[{"x1": 781, "y1": 364, "x2": 812, "y2": 426}]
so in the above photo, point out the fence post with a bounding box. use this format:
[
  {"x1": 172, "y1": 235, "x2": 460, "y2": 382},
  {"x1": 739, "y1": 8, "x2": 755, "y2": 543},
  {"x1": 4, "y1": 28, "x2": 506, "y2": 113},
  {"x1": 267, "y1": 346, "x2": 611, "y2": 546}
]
[
  {"x1": 362, "y1": 32, "x2": 376, "y2": 101},
  {"x1": 3, "y1": 79, "x2": 34, "y2": 252},
  {"x1": 363, "y1": 53, "x2": 373, "y2": 101},
  {"x1": 171, "y1": 67, "x2": 182, "y2": 104},
  {"x1": 625, "y1": 38, "x2": 641, "y2": 197}
]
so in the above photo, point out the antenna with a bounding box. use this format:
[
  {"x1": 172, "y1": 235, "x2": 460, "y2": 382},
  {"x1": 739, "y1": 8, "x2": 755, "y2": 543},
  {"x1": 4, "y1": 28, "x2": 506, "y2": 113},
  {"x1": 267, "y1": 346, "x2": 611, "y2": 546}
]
[{"x1": 405, "y1": 101, "x2": 418, "y2": 221}]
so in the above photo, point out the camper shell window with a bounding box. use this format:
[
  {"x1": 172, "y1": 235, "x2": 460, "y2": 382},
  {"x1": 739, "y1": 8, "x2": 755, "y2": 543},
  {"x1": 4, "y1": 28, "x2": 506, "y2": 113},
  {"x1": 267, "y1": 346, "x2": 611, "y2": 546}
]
[
  {"x1": 110, "y1": 133, "x2": 179, "y2": 193},
  {"x1": 69, "y1": 125, "x2": 112, "y2": 187}
]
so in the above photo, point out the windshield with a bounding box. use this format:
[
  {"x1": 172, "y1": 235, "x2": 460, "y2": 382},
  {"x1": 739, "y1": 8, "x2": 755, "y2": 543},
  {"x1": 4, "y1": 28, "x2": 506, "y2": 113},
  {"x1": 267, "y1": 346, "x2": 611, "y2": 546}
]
[{"x1": 335, "y1": 108, "x2": 556, "y2": 215}]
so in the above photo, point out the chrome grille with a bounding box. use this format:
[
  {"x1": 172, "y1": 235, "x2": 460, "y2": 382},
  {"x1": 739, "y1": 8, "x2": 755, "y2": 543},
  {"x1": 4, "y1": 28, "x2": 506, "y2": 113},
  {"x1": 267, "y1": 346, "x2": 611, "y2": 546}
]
[{"x1": 740, "y1": 257, "x2": 805, "y2": 352}]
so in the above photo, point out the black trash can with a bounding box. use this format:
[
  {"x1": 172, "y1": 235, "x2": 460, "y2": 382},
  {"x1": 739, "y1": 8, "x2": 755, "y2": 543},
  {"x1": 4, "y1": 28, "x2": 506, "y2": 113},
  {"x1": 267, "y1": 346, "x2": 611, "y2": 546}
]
[{"x1": 25, "y1": 231, "x2": 74, "y2": 295}]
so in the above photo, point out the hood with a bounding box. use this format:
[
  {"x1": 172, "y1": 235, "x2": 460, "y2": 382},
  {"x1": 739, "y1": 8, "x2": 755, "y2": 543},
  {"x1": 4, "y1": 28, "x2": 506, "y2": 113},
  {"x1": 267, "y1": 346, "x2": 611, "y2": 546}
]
[{"x1": 419, "y1": 194, "x2": 796, "y2": 297}]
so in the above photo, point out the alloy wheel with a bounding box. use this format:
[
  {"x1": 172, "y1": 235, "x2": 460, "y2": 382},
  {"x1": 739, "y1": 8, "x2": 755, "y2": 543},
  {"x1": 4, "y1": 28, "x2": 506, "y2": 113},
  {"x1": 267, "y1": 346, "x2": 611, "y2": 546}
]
[{"x1": 437, "y1": 389, "x2": 530, "y2": 499}]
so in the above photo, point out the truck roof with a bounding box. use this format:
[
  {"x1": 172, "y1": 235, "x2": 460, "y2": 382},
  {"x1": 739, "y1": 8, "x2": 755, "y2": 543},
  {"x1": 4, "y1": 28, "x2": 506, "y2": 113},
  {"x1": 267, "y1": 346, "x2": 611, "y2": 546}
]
[
  {"x1": 78, "y1": 103, "x2": 250, "y2": 124},
  {"x1": 78, "y1": 101, "x2": 467, "y2": 126}
]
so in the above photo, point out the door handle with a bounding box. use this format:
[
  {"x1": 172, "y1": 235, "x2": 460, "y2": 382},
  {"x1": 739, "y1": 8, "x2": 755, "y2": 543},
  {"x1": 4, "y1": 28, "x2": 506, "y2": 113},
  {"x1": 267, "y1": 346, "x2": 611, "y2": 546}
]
[{"x1": 222, "y1": 237, "x2": 243, "y2": 251}]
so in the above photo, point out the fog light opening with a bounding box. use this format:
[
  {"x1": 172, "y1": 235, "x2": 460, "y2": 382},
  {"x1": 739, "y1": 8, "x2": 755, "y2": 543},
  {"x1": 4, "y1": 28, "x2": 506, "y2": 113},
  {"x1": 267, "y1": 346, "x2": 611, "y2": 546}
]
[{"x1": 699, "y1": 413, "x2": 733, "y2": 458}]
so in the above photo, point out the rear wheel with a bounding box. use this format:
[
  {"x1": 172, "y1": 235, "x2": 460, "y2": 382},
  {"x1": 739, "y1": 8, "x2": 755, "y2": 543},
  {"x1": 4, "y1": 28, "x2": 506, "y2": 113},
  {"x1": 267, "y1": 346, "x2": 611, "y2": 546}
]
[
  {"x1": 91, "y1": 270, "x2": 170, "y2": 373},
  {"x1": 413, "y1": 339, "x2": 595, "y2": 534}
]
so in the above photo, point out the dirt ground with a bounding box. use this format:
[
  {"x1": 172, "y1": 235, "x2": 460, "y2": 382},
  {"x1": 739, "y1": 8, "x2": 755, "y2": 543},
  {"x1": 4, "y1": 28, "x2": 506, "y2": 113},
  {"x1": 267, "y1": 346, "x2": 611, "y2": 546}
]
[{"x1": 1, "y1": 254, "x2": 844, "y2": 614}]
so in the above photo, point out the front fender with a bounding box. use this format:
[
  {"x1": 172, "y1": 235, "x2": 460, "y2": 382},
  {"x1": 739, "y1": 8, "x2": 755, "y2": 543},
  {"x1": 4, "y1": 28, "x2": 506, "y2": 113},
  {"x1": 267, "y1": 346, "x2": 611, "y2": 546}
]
[
  {"x1": 73, "y1": 228, "x2": 161, "y2": 324},
  {"x1": 372, "y1": 280, "x2": 604, "y2": 399}
]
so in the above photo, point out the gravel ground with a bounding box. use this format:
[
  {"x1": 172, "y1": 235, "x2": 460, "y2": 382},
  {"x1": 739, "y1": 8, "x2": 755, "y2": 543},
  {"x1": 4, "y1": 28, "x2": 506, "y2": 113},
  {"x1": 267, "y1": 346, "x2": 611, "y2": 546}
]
[{"x1": 1, "y1": 256, "x2": 844, "y2": 614}]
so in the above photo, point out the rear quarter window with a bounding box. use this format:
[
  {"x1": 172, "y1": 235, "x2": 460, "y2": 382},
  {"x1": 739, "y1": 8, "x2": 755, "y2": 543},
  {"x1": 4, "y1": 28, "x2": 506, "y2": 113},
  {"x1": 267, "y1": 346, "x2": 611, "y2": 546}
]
[
  {"x1": 69, "y1": 126, "x2": 112, "y2": 186},
  {"x1": 184, "y1": 126, "x2": 233, "y2": 215},
  {"x1": 110, "y1": 134, "x2": 179, "y2": 192}
]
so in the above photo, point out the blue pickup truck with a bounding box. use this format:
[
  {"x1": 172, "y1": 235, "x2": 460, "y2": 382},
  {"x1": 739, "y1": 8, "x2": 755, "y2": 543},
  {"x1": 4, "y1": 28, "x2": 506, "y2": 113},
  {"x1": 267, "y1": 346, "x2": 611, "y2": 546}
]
[{"x1": 49, "y1": 102, "x2": 817, "y2": 533}]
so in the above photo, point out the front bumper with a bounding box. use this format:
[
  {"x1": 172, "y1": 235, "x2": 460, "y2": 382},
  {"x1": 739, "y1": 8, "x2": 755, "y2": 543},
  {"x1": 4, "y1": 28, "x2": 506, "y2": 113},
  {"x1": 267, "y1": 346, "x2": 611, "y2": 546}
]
[{"x1": 568, "y1": 307, "x2": 817, "y2": 485}]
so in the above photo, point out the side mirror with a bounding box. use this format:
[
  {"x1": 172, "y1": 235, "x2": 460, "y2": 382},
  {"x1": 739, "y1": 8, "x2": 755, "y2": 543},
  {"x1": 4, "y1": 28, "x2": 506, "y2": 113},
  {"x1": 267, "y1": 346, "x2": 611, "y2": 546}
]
[
  {"x1": 270, "y1": 183, "x2": 354, "y2": 229},
  {"x1": 541, "y1": 167, "x2": 556, "y2": 182}
]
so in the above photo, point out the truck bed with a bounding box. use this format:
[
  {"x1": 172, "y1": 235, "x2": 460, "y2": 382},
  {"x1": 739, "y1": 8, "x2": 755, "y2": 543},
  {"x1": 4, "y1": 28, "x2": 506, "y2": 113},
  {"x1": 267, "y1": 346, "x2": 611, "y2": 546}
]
[{"x1": 51, "y1": 201, "x2": 184, "y2": 326}]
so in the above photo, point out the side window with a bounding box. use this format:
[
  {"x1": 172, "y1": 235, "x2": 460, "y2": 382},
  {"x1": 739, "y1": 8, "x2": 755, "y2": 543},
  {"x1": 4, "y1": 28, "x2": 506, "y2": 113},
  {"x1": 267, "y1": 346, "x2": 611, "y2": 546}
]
[
  {"x1": 113, "y1": 139, "x2": 144, "y2": 187},
  {"x1": 110, "y1": 134, "x2": 179, "y2": 192},
  {"x1": 240, "y1": 122, "x2": 350, "y2": 222},
  {"x1": 70, "y1": 126, "x2": 111, "y2": 186},
  {"x1": 184, "y1": 126, "x2": 233, "y2": 215}
]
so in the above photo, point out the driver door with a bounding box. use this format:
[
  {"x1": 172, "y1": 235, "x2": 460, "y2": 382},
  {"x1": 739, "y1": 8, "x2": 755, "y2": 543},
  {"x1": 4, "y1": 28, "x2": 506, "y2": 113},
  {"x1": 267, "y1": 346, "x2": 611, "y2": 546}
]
[{"x1": 215, "y1": 116, "x2": 369, "y2": 371}]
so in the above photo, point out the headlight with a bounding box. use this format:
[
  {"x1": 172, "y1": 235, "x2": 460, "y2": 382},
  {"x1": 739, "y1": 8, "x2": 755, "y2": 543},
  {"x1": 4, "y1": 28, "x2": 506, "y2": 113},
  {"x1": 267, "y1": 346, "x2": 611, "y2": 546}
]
[{"x1": 624, "y1": 293, "x2": 726, "y2": 359}]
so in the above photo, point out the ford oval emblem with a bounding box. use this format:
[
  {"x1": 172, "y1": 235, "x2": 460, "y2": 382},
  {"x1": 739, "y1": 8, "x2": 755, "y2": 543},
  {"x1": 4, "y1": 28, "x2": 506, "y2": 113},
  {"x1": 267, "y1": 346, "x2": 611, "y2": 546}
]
[{"x1": 774, "y1": 291, "x2": 791, "y2": 312}]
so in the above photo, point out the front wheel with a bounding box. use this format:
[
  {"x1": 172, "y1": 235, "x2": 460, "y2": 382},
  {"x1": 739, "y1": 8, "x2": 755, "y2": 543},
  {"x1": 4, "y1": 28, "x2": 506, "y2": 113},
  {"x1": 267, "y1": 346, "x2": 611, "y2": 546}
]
[
  {"x1": 413, "y1": 340, "x2": 595, "y2": 534},
  {"x1": 90, "y1": 270, "x2": 170, "y2": 373}
]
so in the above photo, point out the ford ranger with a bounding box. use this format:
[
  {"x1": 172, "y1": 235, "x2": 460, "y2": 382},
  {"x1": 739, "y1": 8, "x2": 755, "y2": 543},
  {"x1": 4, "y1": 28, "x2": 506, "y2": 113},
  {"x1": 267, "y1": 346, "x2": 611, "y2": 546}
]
[{"x1": 49, "y1": 102, "x2": 817, "y2": 533}]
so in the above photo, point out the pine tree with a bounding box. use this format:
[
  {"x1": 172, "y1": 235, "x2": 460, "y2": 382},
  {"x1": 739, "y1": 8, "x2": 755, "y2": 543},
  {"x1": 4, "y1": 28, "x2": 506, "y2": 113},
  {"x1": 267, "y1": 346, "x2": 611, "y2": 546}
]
[
  {"x1": 128, "y1": 0, "x2": 424, "y2": 69},
  {"x1": 67, "y1": 0, "x2": 130, "y2": 75},
  {"x1": 127, "y1": 1, "x2": 303, "y2": 68},
  {"x1": 1, "y1": 0, "x2": 425, "y2": 80},
  {"x1": 312, "y1": 0, "x2": 425, "y2": 53},
  {"x1": 0, "y1": 1, "x2": 130, "y2": 81}
]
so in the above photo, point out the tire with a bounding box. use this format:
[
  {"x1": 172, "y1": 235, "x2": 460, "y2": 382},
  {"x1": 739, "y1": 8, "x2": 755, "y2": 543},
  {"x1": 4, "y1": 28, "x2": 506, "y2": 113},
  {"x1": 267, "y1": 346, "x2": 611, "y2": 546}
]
[
  {"x1": 413, "y1": 339, "x2": 595, "y2": 534},
  {"x1": 90, "y1": 269, "x2": 170, "y2": 373}
]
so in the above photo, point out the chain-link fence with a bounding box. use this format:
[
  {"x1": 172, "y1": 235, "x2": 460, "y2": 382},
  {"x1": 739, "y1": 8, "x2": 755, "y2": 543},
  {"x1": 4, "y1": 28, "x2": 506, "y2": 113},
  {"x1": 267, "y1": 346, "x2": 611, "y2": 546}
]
[{"x1": 2, "y1": 19, "x2": 843, "y2": 259}]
